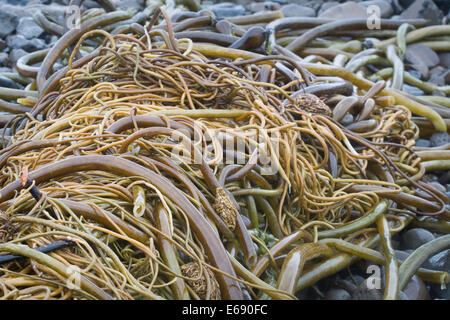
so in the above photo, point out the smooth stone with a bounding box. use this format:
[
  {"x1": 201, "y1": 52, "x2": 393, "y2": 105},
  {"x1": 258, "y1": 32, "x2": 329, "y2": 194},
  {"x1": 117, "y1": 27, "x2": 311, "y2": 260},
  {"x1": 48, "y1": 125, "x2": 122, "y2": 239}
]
[
  {"x1": 415, "y1": 139, "x2": 431, "y2": 147},
  {"x1": 423, "y1": 249, "x2": 450, "y2": 272},
  {"x1": 0, "y1": 75, "x2": 20, "y2": 89},
  {"x1": 340, "y1": 113, "x2": 354, "y2": 126},
  {"x1": 401, "y1": 228, "x2": 435, "y2": 250},
  {"x1": 438, "y1": 171, "x2": 450, "y2": 185},
  {"x1": 8, "y1": 48, "x2": 27, "y2": 67},
  {"x1": 428, "y1": 66, "x2": 450, "y2": 86},
  {"x1": 439, "y1": 52, "x2": 450, "y2": 69},
  {"x1": 358, "y1": 0, "x2": 394, "y2": 18},
  {"x1": 0, "y1": 39, "x2": 6, "y2": 51},
  {"x1": 408, "y1": 69, "x2": 423, "y2": 80},
  {"x1": 281, "y1": 4, "x2": 316, "y2": 17},
  {"x1": 430, "y1": 132, "x2": 450, "y2": 147},
  {"x1": 0, "y1": 11, "x2": 19, "y2": 39},
  {"x1": 402, "y1": 83, "x2": 424, "y2": 96},
  {"x1": 428, "y1": 181, "x2": 446, "y2": 194},
  {"x1": 430, "y1": 282, "x2": 450, "y2": 300},
  {"x1": 319, "y1": 1, "x2": 368, "y2": 18},
  {"x1": 0, "y1": 52, "x2": 8, "y2": 67},
  {"x1": 210, "y1": 2, "x2": 246, "y2": 19},
  {"x1": 405, "y1": 44, "x2": 440, "y2": 68},
  {"x1": 6, "y1": 35, "x2": 46, "y2": 52},
  {"x1": 403, "y1": 275, "x2": 430, "y2": 300},
  {"x1": 248, "y1": 1, "x2": 281, "y2": 12},
  {"x1": 325, "y1": 288, "x2": 352, "y2": 300},
  {"x1": 318, "y1": 1, "x2": 339, "y2": 15},
  {"x1": 17, "y1": 17, "x2": 44, "y2": 40},
  {"x1": 400, "y1": 0, "x2": 443, "y2": 26},
  {"x1": 117, "y1": 0, "x2": 143, "y2": 12},
  {"x1": 398, "y1": 291, "x2": 410, "y2": 300}
]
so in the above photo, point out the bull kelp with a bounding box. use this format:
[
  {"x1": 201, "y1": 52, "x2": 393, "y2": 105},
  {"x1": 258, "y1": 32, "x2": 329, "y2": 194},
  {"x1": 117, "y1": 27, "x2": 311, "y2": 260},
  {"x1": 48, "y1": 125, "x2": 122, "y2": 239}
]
[{"x1": 0, "y1": 5, "x2": 448, "y2": 300}]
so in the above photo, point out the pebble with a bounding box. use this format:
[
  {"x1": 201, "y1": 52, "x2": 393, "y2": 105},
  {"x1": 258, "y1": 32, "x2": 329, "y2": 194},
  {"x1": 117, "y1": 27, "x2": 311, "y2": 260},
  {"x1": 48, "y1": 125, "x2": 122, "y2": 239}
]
[
  {"x1": 430, "y1": 132, "x2": 450, "y2": 147},
  {"x1": 439, "y1": 52, "x2": 450, "y2": 69},
  {"x1": 117, "y1": 0, "x2": 143, "y2": 12},
  {"x1": 6, "y1": 35, "x2": 46, "y2": 52},
  {"x1": 423, "y1": 249, "x2": 450, "y2": 272},
  {"x1": 281, "y1": 4, "x2": 316, "y2": 17},
  {"x1": 0, "y1": 52, "x2": 8, "y2": 67},
  {"x1": 400, "y1": 0, "x2": 443, "y2": 26},
  {"x1": 438, "y1": 171, "x2": 450, "y2": 185},
  {"x1": 405, "y1": 44, "x2": 440, "y2": 69},
  {"x1": 430, "y1": 282, "x2": 450, "y2": 300},
  {"x1": 358, "y1": 0, "x2": 394, "y2": 18},
  {"x1": 428, "y1": 66, "x2": 450, "y2": 87},
  {"x1": 340, "y1": 113, "x2": 354, "y2": 126},
  {"x1": 0, "y1": 75, "x2": 20, "y2": 89},
  {"x1": 415, "y1": 139, "x2": 431, "y2": 148},
  {"x1": 17, "y1": 17, "x2": 44, "y2": 40},
  {"x1": 402, "y1": 83, "x2": 424, "y2": 96},
  {"x1": 318, "y1": 1, "x2": 339, "y2": 15},
  {"x1": 248, "y1": 1, "x2": 281, "y2": 12},
  {"x1": 0, "y1": 39, "x2": 6, "y2": 52},
  {"x1": 0, "y1": 11, "x2": 19, "y2": 39},
  {"x1": 325, "y1": 288, "x2": 352, "y2": 300},
  {"x1": 319, "y1": 1, "x2": 368, "y2": 19},
  {"x1": 401, "y1": 228, "x2": 435, "y2": 250},
  {"x1": 403, "y1": 275, "x2": 430, "y2": 300},
  {"x1": 8, "y1": 48, "x2": 27, "y2": 67},
  {"x1": 210, "y1": 2, "x2": 246, "y2": 19}
]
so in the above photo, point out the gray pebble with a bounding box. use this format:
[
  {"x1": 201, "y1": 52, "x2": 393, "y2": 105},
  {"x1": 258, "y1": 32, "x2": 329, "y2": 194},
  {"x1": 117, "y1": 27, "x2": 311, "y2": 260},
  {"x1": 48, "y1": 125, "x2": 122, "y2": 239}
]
[
  {"x1": 281, "y1": 4, "x2": 316, "y2": 17},
  {"x1": 401, "y1": 228, "x2": 435, "y2": 250},
  {"x1": 325, "y1": 288, "x2": 351, "y2": 300},
  {"x1": 210, "y1": 2, "x2": 246, "y2": 19},
  {"x1": 0, "y1": 75, "x2": 20, "y2": 89},
  {"x1": 17, "y1": 17, "x2": 44, "y2": 40},
  {"x1": 402, "y1": 83, "x2": 424, "y2": 96},
  {"x1": 7, "y1": 35, "x2": 47, "y2": 52},
  {"x1": 0, "y1": 52, "x2": 8, "y2": 67},
  {"x1": 0, "y1": 11, "x2": 19, "y2": 39},
  {"x1": 430, "y1": 132, "x2": 450, "y2": 147},
  {"x1": 423, "y1": 249, "x2": 450, "y2": 272},
  {"x1": 403, "y1": 275, "x2": 430, "y2": 300},
  {"x1": 8, "y1": 48, "x2": 27, "y2": 67},
  {"x1": 415, "y1": 139, "x2": 431, "y2": 147},
  {"x1": 340, "y1": 113, "x2": 354, "y2": 126}
]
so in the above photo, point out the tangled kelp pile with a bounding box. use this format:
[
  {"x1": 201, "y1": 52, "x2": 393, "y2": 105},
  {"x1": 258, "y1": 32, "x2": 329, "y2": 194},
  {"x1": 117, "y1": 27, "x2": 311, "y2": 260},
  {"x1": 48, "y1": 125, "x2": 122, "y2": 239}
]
[{"x1": 0, "y1": 3, "x2": 449, "y2": 300}]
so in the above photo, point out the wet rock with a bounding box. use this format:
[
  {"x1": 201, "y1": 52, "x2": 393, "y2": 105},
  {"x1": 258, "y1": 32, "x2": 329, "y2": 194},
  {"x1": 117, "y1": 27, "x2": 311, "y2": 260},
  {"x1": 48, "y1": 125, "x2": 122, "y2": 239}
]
[
  {"x1": 402, "y1": 84, "x2": 425, "y2": 96},
  {"x1": 359, "y1": 0, "x2": 394, "y2": 18},
  {"x1": 325, "y1": 288, "x2": 352, "y2": 300},
  {"x1": 117, "y1": 0, "x2": 143, "y2": 12},
  {"x1": 405, "y1": 44, "x2": 439, "y2": 69},
  {"x1": 438, "y1": 171, "x2": 450, "y2": 185},
  {"x1": 340, "y1": 113, "x2": 354, "y2": 126},
  {"x1": 7, "y1": 35, "x2": 46, "y2": 52},
  {"x1": 0, "y1": 11, "x2": 19, "y2": 39},
  {"x1": 318, "y1": 1, "x2": 339, "y2": 15},
  {"x1": 430, "y1": 283, "x2": 450, "y2": 300},
  {"x1": 0, "y1": 75, "x2": 20, "y2": 89},
  {"x1": 352, "y1": 284, "x2": 382, "y2": 300},
  {"x1": 439, "y1": 52, "x2": 450, "y2": 69},
  {"x1": 319, "y1": 1, "x2": 368, "y2": 18},
  {"x1": 281, "y1": 4, "x2": 316, "y2": 17},
  {"x1": 428, "y1": 66, "x2": 450, "y2": 87},
  {"x1": 403, "y1": 275, "x2": 430, "y2": 300},
  {"x1": 0, "y1": 39, "x2": 6, "y2": 52},
  {"x1": 423, "y1": 249, "x2": 450, "y2": 272},
  {"x1": 430, "y1": 132, "x2": 450, "y2": 147},
  {"x1": 210, "y1": 2, "x2": 246, "y2": 19},
  {"x1": 248, "y1": 1, "x2": 281, "y2": 12},
  {"x1": 0, "y1": 52, "x2": 8, "y2": 67},
  {"x1": 17, "y1": 17, "x2": 44, "y2": 40},
  {"x1": 401, "y1": 228, "x2": 435, "y2": 250},
  {"x1": 398, "y1": 291, "x2": 410, "y2": 300},
  {"x1": 415, "y1": 139, "x2": 431, "y2": 147},
  {"x1": 8, "y1": 48, "x2": 27, "y2": 67},
  {"x1": 400, "y1": 0, "x2": 444, "y2": 25}
]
